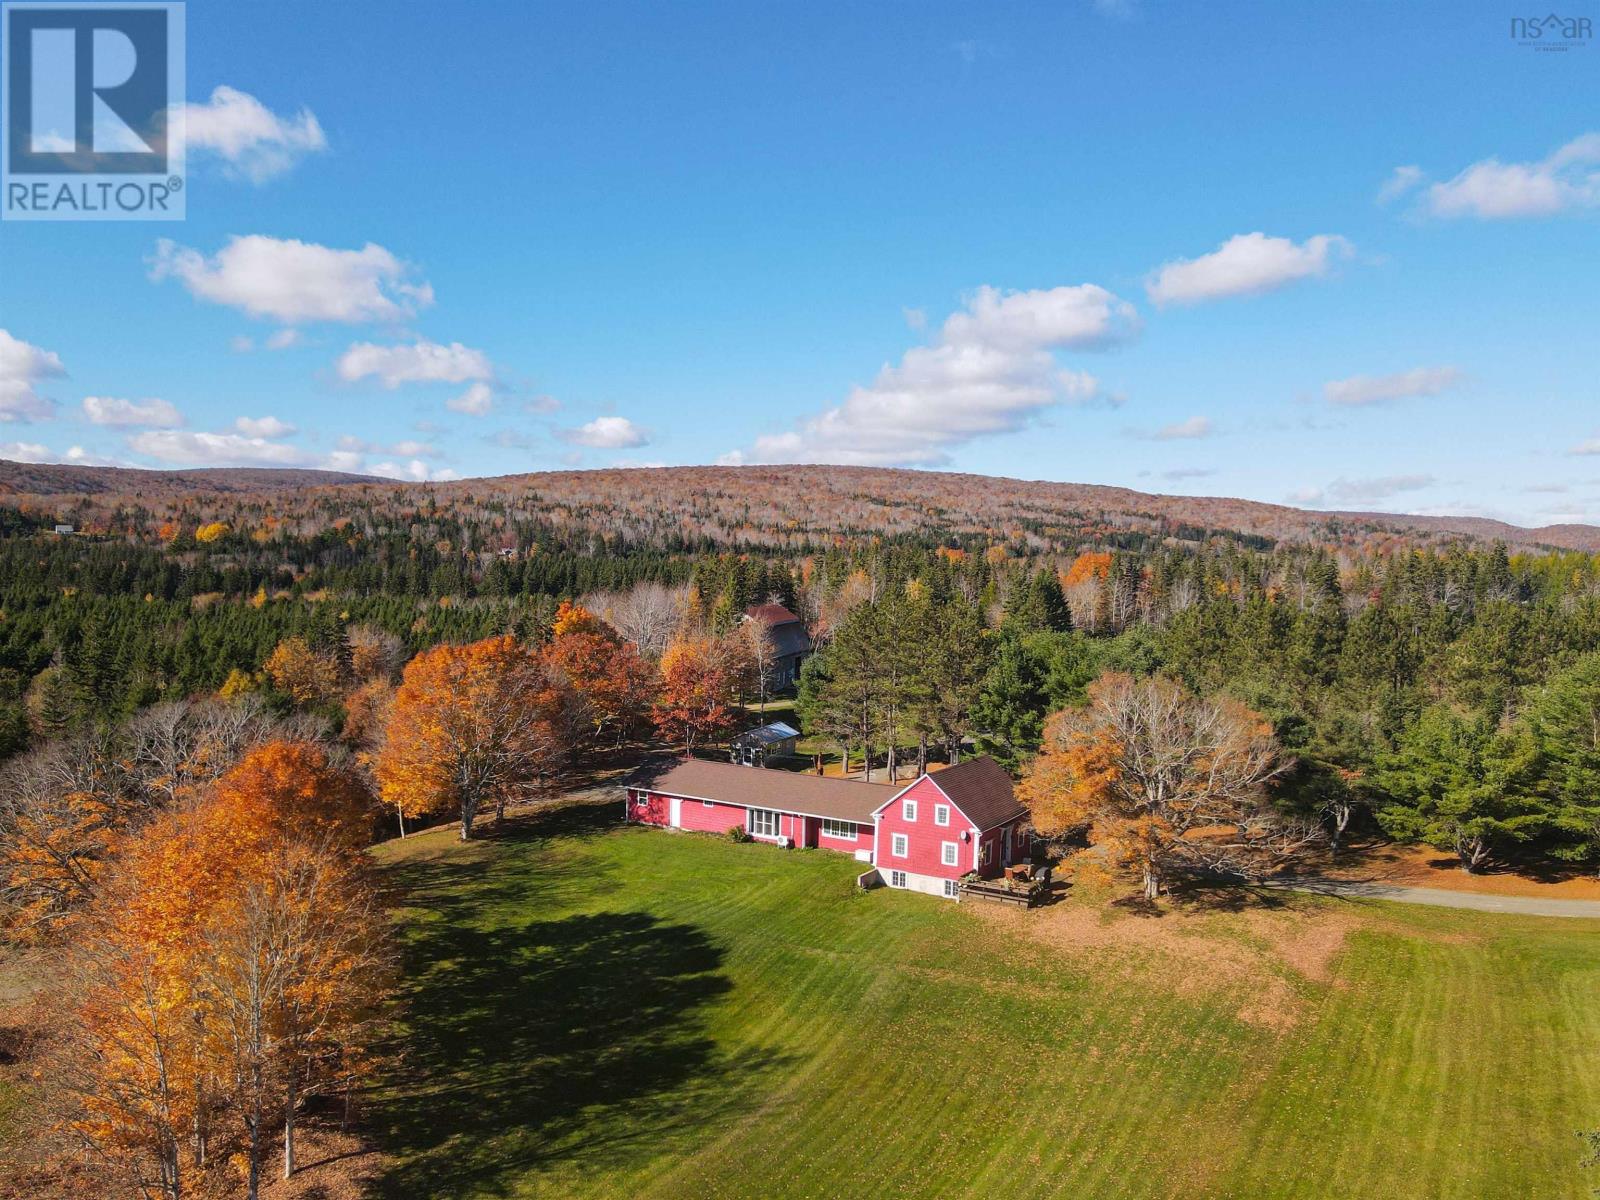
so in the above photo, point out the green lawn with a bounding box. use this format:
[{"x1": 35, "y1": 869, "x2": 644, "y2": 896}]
[{"x1": 370, "y1": 803, "x2": 1600, "y2": 1199}]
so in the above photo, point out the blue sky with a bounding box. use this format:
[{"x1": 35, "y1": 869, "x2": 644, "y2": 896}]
[{"x1": 2, "y1": 0, "x2": 1597, "y2": 525}]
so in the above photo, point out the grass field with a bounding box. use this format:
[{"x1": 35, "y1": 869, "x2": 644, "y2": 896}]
[{"x1": 370, "y1": 803, "x2": 1600, "y2": 1200}]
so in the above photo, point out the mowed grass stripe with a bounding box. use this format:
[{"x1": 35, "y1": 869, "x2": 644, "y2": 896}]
[{"x1": 372, "y1": 807, "x2": 1600, "y2": 1200}]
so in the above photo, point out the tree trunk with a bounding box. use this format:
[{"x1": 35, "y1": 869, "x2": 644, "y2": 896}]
[
  {"x1": 495, "y1": 792, "x2": 507, "y2": 824},
  {"x1": 1330, "y1": 803, "x2": 1351, "y2": 855},
  {"x1": 283, "y1": 1071, "x2": 296, "y2": 1180},
  {"x1": 1142, "y1": 861, "x2": 1161, "y2": 901},
  {"x1": 459, "y1": 794, "x2": 478, "y2": 840},
  {"x1": 247, "y1": 1114, "x2": 260, "y2": 1200},
  {"x1": 916, "y1": 735, "x2": 928, "y2": 777}
]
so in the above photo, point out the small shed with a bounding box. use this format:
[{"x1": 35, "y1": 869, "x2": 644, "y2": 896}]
[{"x1": 730, "y1": 721, "x2": 800, "y2": 767}]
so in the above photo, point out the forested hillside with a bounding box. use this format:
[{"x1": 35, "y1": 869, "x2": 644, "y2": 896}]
[{"x1": 5, "y1": 461, "x2": 1599, "y2": 553}]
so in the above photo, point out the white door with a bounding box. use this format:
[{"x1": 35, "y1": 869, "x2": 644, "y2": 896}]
[{"x1": 669, "y1": 797, "x2": 682, "y2": 828}]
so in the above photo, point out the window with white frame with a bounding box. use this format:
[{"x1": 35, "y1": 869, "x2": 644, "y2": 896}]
[
  {"x1": 703, "y1": 799, "x2": 715, "y2": 808},
  {"x1": 943, "y1": 879, "x2": 960, "y2": 898},
  {"x1": 748, "y1": 808, "x2": 780, "y2": 838},
  {"x1": 941, "y1": 841, "x2": 959, "y2": 867},
  {"x1": 934, "y1": 804, "x2": 950, "y2": 826},
  {"x1": 902, "y1": 798, "x2": 918, "y2": 822},
  {"x1": 891, "y1": 832, "x2": 908, "y2": 858},
  {"x1": 890, "y1": 870, "x2": 907, "y2": 888},
  {"x1": 979, "y1": 839, "x2": 992, "y2": 865},
  {"x1": 821, "y1": 818, "x2": 857, "y2": 840}
]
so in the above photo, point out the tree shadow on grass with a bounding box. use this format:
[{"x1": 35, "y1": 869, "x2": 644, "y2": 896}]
[{"x1": 367, "y1": 892, "x2": 790, "y2": 1199}]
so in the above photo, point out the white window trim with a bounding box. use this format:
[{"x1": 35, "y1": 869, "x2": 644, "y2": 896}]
[
  {"x1": 902, "y1": 799, "x2": 918, "y2": 822},
  {"x1": 748, "y1": 807, "x2": 780, "y2": 838},
  {"x1": 943, "y1": 879, "x2": 961, "y2": 897},
  {"x1": 891, "y1": 832, "x2": 909, "y2": 858},
  {"x1": 703, "y1": 799, "x2": 715, "y2": 808},
  {"x1": 890, "y1": 870, "x2": 907, "y2": 888},
  {"x1": 979, "y1": 838, "x2": 993, "y2": 866},
  {"x1": 941, "y1": 841, "x2": 959, "y2": 867},
  {"x1": 934, "y1": 804, "x2": 950, "y2": 826},
  {"x1": 821, "y1": 818, "x2": 857, "y2": 840}
]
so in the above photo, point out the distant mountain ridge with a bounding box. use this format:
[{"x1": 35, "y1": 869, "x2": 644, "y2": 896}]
[
  {"x1": 1, "y1": 458, "x2": 1596, "y2": 553},
  {"x1": 0, "y1": 462, "x2": 382, "y2": 497}
]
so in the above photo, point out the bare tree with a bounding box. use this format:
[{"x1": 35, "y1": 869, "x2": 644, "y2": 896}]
[
  {"x1": 1022, "y1": 673, "x2": 1314, "y2": 900},
  {"x1": 587, "y1": 582, "x2": 688, "y2": 658}
]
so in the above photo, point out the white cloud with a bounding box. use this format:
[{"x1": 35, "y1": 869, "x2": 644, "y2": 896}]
[
  {"x1": 234, "y1": 415, "x2": 295, "y2": 438},
  {"x1": 940, "y1": 284, "x2": 1138, "y2": 351},
  {"x1": 151, "y1": 235, "x2": 433, "y2": 324},
  {"x1": 1422, "y1": 133, "x2": 1600, "y2": 219},
  {"x1": 62, "y1": 445, "x2": 129, "y2": 467},
  {"x1": 1570, "y1": 438, "x2": 1600, "y2": 456},
  {"x1": 1324, "y1": 366, "x2": 1462, "y2": 408},
  {"x1": 446, "y1": 381, "x2": 494, "y2": 415},
  {"x1": 82, "y1": 396, "x2": 183, "y2": 428},
  {"x1": 336, "y1": 434, "x2": 442, "y2": 459},
  {"x1": 1145, "y1": 232, "x2": 1352, "y2": 306},
  {"x1": 128, "y1": 430, "x2": 316, "y2": 468},
  {"x1": 336, "y1": 339, "x2": 493, "y2": 388},
  {"x1": 265, "y1": 329, "x2": 302, "y2": 350},
  {"x1": 180, "y1": 86, "x2": 327, "y2": 183},
  {"x1": 0, "y1": 440, "x2": 51, "y2": 463},
  {"x1": 1146, "y1": 416, "x2": 1213, "y2": 440},
  {"x1": 1378, "y1": 165, "x2": 1424, "y2": 204},
  {"x1": 724, "y1": 284, "x2": 1136, "y2": 467},
  {"x1": 1291, "y1": 475, "x2": 1440, "y2": 507},
  {"x1": 560, "y1": 416, "x2": 650, "y2": 449},
  {"x1": 0, "y1": 329, "x2": 65, "y2": 423},
  {"x1": 369, "y1": 459, "x2": 460, "y2": 482}
]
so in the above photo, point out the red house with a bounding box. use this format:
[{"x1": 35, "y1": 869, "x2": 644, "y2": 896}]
[
  {"x1": 625, "y1": 755, "x2": 1030, "y2": 900},
  {"x1": 870, "y1": 757, "x2": 1031, "y2": 898},
  {"x1": 627, "y1": 759, "x2": 885, "y2": 860}
]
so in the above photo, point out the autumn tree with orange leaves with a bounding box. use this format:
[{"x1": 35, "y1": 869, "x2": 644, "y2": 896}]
[
  {"x1": 653, "y1": 635, "x2": 742, "y2": 756},
  {"x1": 544, "y1": 603, "x2": 657, "y2": 751},
  {"x1": 47, "y1": 740, "x2": 387, "y2": 1200},
  {"x1": 1020, "y1": 673, "x2": 1315, "y2": 900},
  {"x1": 375, "y1": 636, "x2": 578, "y2": 839}
]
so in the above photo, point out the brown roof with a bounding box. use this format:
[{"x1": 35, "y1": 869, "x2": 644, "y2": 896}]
[
  {"x1": 744, "y1": 602, "x2": 802, "y2": 628},
  {"x1": 634, "y1": 759, "x2": 890, "y2": 823},
  {"x1": 923, "y1": 756, "x2": 1028, "y2": 831}
]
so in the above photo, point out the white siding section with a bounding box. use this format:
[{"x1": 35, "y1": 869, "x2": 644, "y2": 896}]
[{"x1": 882, "y1": 868, "x2": 961, "y2": 900}]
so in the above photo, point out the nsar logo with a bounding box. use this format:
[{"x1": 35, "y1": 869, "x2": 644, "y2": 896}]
[{"x1": 1510, "y1": 12, "x2": 1593, "y2": 50}]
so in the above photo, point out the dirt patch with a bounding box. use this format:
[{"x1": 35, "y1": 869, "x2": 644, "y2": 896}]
[
  {"x1": 971, "y1": 892, "x2": 1359, "y2": 1033},
  {"x1": 1238, "y1": 908, "x2": 1358, "y2": 984},
  {"x1": 261, "y1": 1123, "x2": 389, "y2": 1200}
]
